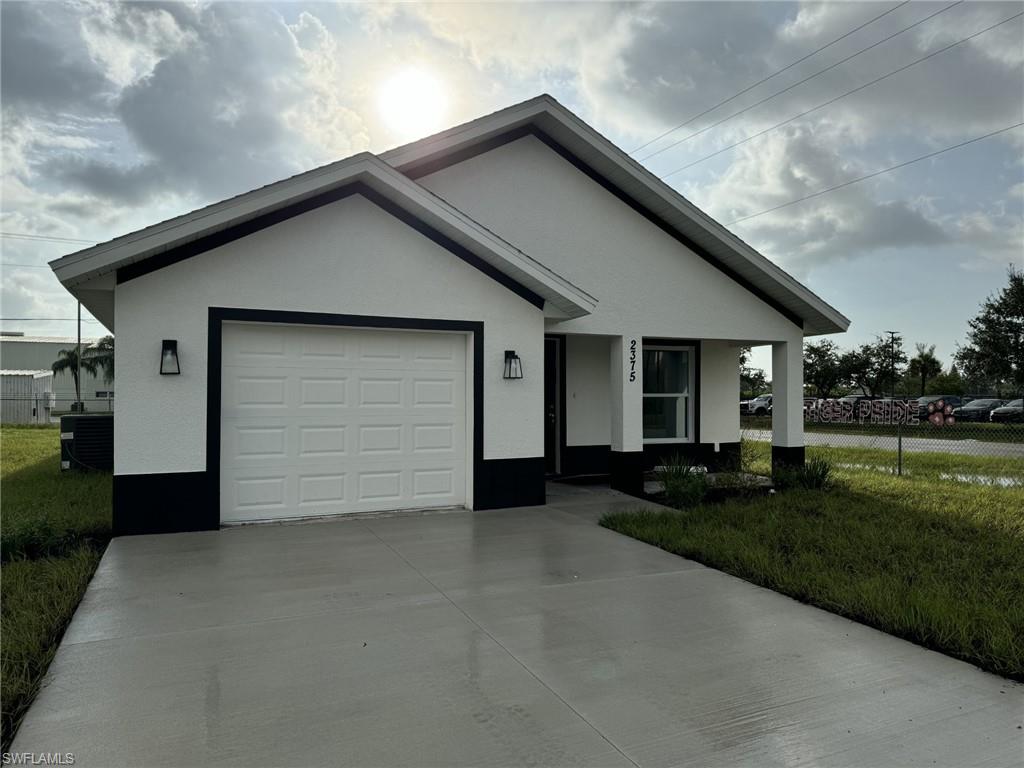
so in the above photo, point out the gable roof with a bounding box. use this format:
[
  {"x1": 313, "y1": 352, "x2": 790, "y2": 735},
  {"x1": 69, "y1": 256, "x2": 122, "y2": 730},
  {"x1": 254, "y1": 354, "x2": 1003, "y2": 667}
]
[
  {"x1": 50, "y1": 94, "x2": 847, "y2": 336},
  {"x1": 381, "y1": 94, "x2": 849, "y2": 336},
  {"x1": 49, "y1": 153, "x2": 597, "y2": 324}
]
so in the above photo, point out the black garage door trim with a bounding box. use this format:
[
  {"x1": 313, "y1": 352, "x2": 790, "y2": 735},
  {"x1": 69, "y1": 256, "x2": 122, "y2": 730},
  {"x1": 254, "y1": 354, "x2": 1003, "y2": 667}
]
[
  {"x1": 112, "y1": 309, "x2": 545, "y2": 536},
  {"x1": 207, "y1": 308, "x2": 486, "y2": 526}
]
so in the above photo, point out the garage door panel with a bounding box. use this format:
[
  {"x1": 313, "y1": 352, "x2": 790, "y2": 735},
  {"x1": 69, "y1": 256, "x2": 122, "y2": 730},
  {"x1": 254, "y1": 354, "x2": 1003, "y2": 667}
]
[
  {"x1": 298, "y1": 376, "x2": 349, "y2": 407},
  {"x1": 221, "y1": 323, "x2": 468, "y2": 523},
  {"x1": 299, "y1": 425, "x2": 348, "y2": 457},
  {"x1": 358, "y1": 378, "x2": 403, "y2": 407}
]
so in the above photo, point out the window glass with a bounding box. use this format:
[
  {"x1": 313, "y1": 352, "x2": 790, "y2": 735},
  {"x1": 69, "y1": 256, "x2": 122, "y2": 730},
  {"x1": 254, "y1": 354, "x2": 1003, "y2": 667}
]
[
  {"x1": 642, "y1": 350, "x2": 689, "y2": 394},
  {"x1": 643, "y1": 396, "x2": 689, "y2": 439}
]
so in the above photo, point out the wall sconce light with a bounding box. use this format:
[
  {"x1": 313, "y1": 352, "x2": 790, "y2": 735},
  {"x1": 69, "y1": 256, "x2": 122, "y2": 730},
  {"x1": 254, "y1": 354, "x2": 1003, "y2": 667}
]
[
  {"x1": 160, "y1": 340, "x2": 181, "y2": 375},
  {"x1": 503, "y1": 350, "x2": 523, "y2": 380}
]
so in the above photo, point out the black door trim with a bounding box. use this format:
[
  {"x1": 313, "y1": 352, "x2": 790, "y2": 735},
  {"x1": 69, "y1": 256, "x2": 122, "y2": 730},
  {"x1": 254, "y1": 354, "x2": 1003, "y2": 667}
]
[
  {"x1": 543, "y1": 335, "x2": 566, "y2": 474},
  {"x1": 207, "y1": 308, "x2": 485, "y2": 525}
]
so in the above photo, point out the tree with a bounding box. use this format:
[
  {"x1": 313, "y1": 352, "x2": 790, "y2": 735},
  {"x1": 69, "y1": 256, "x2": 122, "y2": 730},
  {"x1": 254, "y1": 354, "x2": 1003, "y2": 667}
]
[
  {"x1": 925, "y1": 365, "x2": 965, "y2": 396},
  {"x1": 839, "y1": 335, "x2": 908, "y2": 398},
  {"x1": 907, "y1": 343, "x2": 942, "y2": 396},
  {"x1": 803, "y1": 339, "x2": 842, "y2": 398},
  {"x1": 954, "y1": 268, "x2": 1024, "y2": 397},
  {"x1": 89, "y1": 336, "x2": 115, "y2": 384},
  {"x1": 739, "y1": 346, "x2": 769, "y2": 398},
  {"x1": 52, "y1": 347, "x2": 99, "y2": 403}
]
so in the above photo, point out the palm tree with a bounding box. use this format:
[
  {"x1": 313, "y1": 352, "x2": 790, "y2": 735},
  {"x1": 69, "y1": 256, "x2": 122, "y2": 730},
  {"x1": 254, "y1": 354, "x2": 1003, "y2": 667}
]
[
  {"x1": 89, "y1": 336, "x2": 114, "y2": 384},
  {"x1": 908, "y1": 343, "x2": 943, "y2": 396},
  {"x1": 52, "y1": 347, "x2": 99, "y2": 405}
]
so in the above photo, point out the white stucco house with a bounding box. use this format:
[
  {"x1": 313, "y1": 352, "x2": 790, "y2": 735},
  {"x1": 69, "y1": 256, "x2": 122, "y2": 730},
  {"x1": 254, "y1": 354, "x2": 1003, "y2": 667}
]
[{"x1": 50, "y1": 95, "x2": 848, "y2": 535}]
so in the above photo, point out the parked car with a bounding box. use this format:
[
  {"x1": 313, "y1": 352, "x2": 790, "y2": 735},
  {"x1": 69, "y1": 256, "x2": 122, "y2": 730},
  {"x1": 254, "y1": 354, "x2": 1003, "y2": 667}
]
[
  {"x1": 952, "y1": 399, "x2": 1004, "y2": 422},
  {"x1": 990, "y1": 399, "x2": 1024, "y2": 423},
  {"x1": 917, "y1": 395, "x2": 961, "y2": 421},
  {"x1": 741, "y1": 394, "x2": 773, "y2": 416}
]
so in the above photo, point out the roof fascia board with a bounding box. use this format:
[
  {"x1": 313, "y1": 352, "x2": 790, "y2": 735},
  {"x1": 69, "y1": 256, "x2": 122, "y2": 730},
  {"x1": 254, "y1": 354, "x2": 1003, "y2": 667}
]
[
  {"x1": 51, "y1": 154, "x2": 382, "y2": 285},
  {"x1": 536, "y1": 106, "x2": 850, "y2": 333},
  {"x1": 383, "y1": 96, "x2": 849, "y2": 335},
  {"x1": 52, "y1": 153, "x2": 595, "y2": 318}
]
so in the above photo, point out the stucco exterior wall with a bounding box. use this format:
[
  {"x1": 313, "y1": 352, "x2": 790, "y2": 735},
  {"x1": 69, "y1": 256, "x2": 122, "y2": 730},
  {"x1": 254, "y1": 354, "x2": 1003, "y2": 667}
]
[
  {"x1": 564, "y1": 334, "x2": 611, "y2": 446},
  {"x1": 114, "y1": 194, "x2": 544, "y2": 475},
  {"x1": 419, "y1": 135, "x2": 801, "y2": 343},
  {"x1": 699, "y1": 341, "x2": 741, "y2": 445}
]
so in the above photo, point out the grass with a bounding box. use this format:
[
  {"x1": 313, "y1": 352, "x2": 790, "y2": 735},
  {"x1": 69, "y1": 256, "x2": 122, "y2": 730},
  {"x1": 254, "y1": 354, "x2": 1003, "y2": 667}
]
[
  {"x1": 603, "y1": 441, "x2": 1024, "y2": 680},
  {"x1": 740, "y1": 439, "x2": 1024, "y2": 485},
  {"x1": 741, "y1": 415, "x2": 1024, "y2": 443},
  {"x1": 1, "y1": 425, "x2": 112, "y2": 749}
]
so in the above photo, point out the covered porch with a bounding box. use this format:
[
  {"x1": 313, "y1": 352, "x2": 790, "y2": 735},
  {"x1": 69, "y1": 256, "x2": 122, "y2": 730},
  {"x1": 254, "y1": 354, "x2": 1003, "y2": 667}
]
[{"x1": 543, "y1": 333, "x2": 804, "y2": 496}]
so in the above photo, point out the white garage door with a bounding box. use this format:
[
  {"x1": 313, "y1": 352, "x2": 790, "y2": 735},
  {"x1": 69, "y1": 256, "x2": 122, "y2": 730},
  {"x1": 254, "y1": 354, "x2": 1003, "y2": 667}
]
[{"x1": 220, "y1": 323, "x2": 468, "y2": 523}]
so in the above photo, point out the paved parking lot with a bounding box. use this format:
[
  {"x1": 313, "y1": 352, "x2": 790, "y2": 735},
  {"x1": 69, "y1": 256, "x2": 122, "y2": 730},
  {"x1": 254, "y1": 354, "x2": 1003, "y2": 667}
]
[{"x1": 13, "y1": 485, "x2": 1023, "y2": 767}]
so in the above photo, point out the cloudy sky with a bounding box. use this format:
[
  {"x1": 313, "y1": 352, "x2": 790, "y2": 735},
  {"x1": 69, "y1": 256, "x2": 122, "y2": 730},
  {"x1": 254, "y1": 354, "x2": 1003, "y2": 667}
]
[{"x1": 2, "y1": 0, "x2": 1022, "y2": 373}]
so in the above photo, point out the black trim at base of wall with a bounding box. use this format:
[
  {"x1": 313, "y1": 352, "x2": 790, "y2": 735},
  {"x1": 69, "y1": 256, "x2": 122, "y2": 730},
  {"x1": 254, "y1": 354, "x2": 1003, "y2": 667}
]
[
  {"x1": 113, "y1": 472, "x2": 214, "y2": 536},
  {"x1": 772, "y1": 445, "x2": 806, "y2": 471},
  {"x1": 476, "y1": 457, "x2": 546, "y2": 509},
  {"x1": 609, "y1": 451, "x2": 645, "y2": 497},
  {"x1": 643, "y1": 442, "x2": 742, "y2": 472},
  {"x1": 561, "y1": 444, "x2": 610, "y2": 477},
  {"x1": 565, "y1": 442, "x2": 743, "y2": 487},
  {"x1": 113, "y1": 458, "x2": 546, "y2": 535}
]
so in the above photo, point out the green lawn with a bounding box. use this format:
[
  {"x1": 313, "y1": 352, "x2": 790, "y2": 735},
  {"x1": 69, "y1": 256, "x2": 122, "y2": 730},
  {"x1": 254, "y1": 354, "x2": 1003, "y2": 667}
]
[
  {"x1": 740, "y1": 439, "x2": 1024, "y2": 486},
  {"x1": 603, "y1": 442, "x2": 1024, "y2": 680},
  {"x1": 1, "y1": 426, "x2": 111, "y2": 749},
  {"x1": 741, "y1": 415, "x2": 1024, "y2": 443}
]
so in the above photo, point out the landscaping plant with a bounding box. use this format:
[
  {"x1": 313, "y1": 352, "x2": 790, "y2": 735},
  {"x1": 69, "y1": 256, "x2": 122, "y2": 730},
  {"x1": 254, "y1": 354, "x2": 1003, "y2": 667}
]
[{"x1": 657, "y1": 453, "x2": 708, "y2": 508}]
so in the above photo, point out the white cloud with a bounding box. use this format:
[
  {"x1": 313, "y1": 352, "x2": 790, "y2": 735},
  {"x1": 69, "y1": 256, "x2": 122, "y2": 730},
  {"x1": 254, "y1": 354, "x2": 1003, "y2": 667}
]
[
  {"x1": 689, "y1": 125, "x2": 949, "y2": 276},
  {"x1": 78, "y1": 0, "x2": 196, "y2": 88},
  {"x1": 953, "y1": 209, "x2": 1024, "y2": 270},
  {"x1": 0, "y1": 0, "x2": 1020, "y2": 341}
]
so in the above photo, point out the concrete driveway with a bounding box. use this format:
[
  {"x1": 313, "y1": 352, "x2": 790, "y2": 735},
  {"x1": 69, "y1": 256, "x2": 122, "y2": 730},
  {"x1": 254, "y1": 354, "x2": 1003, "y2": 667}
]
[{"x1": 13, "y1": 485, "x2": 1022, "y2": 767}]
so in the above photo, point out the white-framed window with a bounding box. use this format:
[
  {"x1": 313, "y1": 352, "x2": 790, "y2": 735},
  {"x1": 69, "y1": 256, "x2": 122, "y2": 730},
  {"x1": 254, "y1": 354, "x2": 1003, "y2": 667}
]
[{"x1": 643, "y1": 345, "x2": 695, "y2": 443}]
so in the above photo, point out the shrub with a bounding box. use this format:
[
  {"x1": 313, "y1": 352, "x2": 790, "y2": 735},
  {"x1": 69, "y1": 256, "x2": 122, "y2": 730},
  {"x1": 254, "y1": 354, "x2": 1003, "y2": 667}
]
[
  {"x1": 658, "y1": 453, "x2": 708, "y2": 508},
  {"x1": 774, "y1": 457, "x2": 833, "y2": 491}
]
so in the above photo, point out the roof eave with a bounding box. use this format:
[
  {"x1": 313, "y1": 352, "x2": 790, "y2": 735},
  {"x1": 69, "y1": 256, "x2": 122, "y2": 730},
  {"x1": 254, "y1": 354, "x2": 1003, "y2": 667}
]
[{"x1": 49, "y1": 152, "x2": 596, "y2": 320}]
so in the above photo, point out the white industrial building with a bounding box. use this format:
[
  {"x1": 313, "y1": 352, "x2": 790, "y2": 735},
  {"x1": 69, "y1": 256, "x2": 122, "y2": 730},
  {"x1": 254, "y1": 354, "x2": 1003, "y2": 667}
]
[{"x1": 0, "y1": 333, "x2": 113, "y2": 418}]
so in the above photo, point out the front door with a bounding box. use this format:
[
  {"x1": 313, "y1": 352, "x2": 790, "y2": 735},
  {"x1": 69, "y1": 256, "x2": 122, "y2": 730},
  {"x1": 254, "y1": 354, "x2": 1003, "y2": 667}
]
[{"x1": 544, "y1": 337, "x2": 559, "y2": 474}]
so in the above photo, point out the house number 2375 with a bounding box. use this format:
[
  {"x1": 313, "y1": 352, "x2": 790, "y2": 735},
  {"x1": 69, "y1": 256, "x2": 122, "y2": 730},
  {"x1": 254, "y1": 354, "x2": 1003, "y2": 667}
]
[{"x1": 628, "y1": 339, "x2": 637, "y2": 382}]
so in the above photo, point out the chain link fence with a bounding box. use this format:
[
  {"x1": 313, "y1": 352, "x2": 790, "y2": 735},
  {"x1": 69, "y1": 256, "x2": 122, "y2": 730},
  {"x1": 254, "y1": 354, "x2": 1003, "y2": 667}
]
[
  {"x1": 741, "y1": 397, "x2": 1024, "y2": 487},
  {"x1": 1, "y1": 396, "x2": 114, "y2": 425}
]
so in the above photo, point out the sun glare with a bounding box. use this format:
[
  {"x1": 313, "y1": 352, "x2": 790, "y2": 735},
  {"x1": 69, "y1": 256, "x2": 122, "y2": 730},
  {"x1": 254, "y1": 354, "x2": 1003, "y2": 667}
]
[{"x1": 377, "y1": 68, "x2": 449, "y2": 142}]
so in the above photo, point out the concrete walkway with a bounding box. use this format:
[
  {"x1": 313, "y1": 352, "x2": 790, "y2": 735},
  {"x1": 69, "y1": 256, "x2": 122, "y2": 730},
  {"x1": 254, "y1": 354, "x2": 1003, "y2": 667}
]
[{"x1": 13, "y1": 485, "x2": 1022, "y2": 767}]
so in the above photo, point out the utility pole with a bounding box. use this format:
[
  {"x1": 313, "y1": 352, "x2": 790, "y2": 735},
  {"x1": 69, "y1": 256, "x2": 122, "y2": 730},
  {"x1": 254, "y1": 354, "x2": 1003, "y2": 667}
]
[
  {"x1": 886, "y1": 329, "x2": 902, "y2": 476},
  {"x1": 885, "y1": 330, "x2": 899, "y2": 398},
  {"x1": 76, "y1": 300, "x2": 82, "y2": 411}
]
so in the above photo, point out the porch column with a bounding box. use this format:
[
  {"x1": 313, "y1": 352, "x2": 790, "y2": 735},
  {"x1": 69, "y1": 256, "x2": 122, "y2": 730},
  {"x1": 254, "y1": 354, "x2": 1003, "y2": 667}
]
[
  {"x1": 771, "y1": 339, "x2": 805, "y2": 471},
  {"x1": 609, "y1": 334, "x2": 644, "y2": 496}
]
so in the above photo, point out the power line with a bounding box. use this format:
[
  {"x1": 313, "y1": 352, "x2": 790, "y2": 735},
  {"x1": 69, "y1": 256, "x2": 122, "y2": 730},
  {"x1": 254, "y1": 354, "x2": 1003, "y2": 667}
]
[
  {"x1": 661, "y1": 10, "x2": 1024, "y2": 179},
  {"x1": 638, "y1": 0, "x2": 964, "y2": 163},
  {"x1": 724, "y1": 121, "x2": 1024, "y2": 226},
  {"x1": 1, "y1": 232, "x2": 94, "y2": 245},
  {"x1": 0, "y1": 263, "x2": 51, "y2": 269},
  {"x1": 1, "y1": 317, "x2": 101, "y2": 322},
  {"x1": 630, "y1": 0, "x2": 911, "y2": 155}
]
